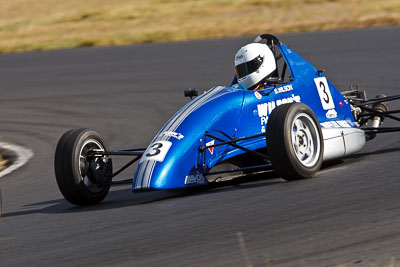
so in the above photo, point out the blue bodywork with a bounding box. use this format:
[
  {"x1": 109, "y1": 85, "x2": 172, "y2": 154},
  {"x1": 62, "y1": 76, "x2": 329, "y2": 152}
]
[{"x1": 133, "y1": 43, "x2": 357, "y2": 191}]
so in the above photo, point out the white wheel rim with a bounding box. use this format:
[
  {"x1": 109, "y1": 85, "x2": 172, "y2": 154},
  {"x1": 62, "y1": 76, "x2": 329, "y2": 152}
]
[
  {"x1": 79, "y1": 139, "x2": 107, "y2": 193},
  {"x1": 291, "y1": 113, "x2": 321, "y2": 167}
]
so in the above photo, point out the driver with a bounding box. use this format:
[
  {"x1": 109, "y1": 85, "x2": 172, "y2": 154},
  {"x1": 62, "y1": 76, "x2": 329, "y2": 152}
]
[{"x1": 234, "y1": 43, "x2": 276, "y2": 90}]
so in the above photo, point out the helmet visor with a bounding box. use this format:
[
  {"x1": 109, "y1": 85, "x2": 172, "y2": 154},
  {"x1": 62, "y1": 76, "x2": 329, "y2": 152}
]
[{"x1": 235, "y1": 55, "x2": 264, "y2": 79}]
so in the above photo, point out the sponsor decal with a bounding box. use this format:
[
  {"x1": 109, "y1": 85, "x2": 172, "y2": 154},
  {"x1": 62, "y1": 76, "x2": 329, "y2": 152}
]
[
  {"x1": 185, "y1": 172, "x2": 206, "y2": 185},
  {"x1": 254, "y1": 91, "x2": 262, "y2": 99},
  {"x1": 261, "y1": 125, "x2": 266, "y2": 133},
  {"x1": 239, "y1": 76, "x2": 248, "y2": 83},
  {"x1": 236, "y1": 54, "x2": 243, "y2": 60},
  {"x1": 257, "y1": 94, "x2": 301, "y2": 132},
  {"x1": 325, "y1": 109, "x2": 338, "y2": 119},
  {"x1": 320, "y1": 120, "x2": 351, "y2": 128},
  {"x1": 274, "y1": 84, "x2": 293, "y2": 94},
  {"x1": 162, "y1": 131, "x2": 184, "y2": 140},
  {"x1": 339, "y1": 101, "x2": 343, "y2": 107},
  {"x1": 206, "y1": 140, "x2": 215, "y2": 155}
]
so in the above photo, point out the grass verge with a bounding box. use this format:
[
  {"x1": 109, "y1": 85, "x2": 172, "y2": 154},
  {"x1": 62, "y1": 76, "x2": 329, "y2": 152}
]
[{"x1": 0, "y1": 0, "x2": 399, "y2": 53}]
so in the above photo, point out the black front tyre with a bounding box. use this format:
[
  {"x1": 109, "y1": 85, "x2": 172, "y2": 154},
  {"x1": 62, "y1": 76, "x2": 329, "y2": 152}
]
[
  {"x1": 266, "y1": 103, "x2": 324, "y2": 180},
  {"x1": 54, "y1": 128, "x2": 112, "y2": 205}
]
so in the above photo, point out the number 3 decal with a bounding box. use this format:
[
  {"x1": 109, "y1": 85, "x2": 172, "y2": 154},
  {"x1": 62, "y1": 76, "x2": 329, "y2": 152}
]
[
  {"x1": 141, "y1": 141, "x2": 172, "y2": 163},
  {"x1": 146, "y1": 143, "x2": 163, "y2": 157},
  {"x1": 314, "y1": 77, "x2": 335, "y2": 110}
]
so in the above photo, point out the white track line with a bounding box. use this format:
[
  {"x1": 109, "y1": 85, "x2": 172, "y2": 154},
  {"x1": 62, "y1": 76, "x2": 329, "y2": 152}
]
[{"x1": 0, "y1": 142, "x2": 34, "y2": 178}]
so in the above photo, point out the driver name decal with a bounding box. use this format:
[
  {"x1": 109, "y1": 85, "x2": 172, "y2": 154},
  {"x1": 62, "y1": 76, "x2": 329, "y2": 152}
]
[
  {"x1": 257, "y1": 94, "x2": 301, "y2": 132},
  {"x1": 274, "y1": 84, "x2": 293, "y2": 94}
]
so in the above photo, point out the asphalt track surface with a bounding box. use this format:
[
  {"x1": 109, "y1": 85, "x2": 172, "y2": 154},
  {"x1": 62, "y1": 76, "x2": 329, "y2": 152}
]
[{"x1": 0, "y1": 26, "x2": 400, "y2": 266}]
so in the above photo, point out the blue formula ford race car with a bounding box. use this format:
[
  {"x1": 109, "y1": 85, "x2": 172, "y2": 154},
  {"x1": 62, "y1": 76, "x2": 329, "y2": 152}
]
[{"x1": 54, "y1": 34, "x2": 400, "y2": 205}]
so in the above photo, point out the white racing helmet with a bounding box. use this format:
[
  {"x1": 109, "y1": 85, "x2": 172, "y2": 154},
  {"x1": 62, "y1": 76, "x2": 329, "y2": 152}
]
[{"x1": 234, "y1": 43, "x2": 276, "y2": 90}]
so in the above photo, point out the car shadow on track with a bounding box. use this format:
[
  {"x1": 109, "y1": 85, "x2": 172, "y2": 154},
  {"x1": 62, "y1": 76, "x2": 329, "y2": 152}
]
[
  {"x1": 319, "y1": 146, "x2": 400, "y2": 170},
  {"x1": 3, "y1": 146, "x2": 398, "y2": 218},
  {"x1": 344, "y1": 146, "x2": 400, "y2": 159},
  {"x1": 2, "y1": 172, "x2": 284, "y2": 217}
]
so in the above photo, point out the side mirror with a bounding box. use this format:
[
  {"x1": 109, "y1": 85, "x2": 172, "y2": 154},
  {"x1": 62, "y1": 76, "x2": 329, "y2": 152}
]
[{"x1": 184, "y1": 88, "x2": 199, "y2": 99}]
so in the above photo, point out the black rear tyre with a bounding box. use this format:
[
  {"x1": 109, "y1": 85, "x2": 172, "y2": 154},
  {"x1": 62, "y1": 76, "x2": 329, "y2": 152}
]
[
  {"x1": 266, "y1": 103, "x2": 323, "y2": 180},
  {"x1": 54, "y1": 128, "x2": 112, "y2": 205}
]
